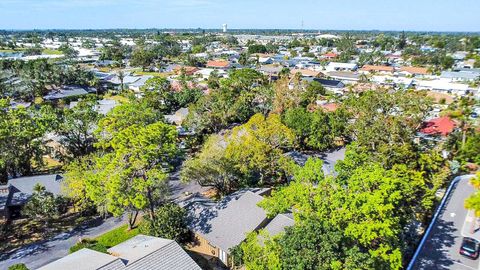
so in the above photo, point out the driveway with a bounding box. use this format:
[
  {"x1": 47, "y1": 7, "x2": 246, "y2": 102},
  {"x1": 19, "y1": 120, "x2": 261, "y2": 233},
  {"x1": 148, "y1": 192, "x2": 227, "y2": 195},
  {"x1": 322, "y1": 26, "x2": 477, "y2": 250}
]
[{"x1": 411, "y1": 175, "x2": 479, "y2": 270}]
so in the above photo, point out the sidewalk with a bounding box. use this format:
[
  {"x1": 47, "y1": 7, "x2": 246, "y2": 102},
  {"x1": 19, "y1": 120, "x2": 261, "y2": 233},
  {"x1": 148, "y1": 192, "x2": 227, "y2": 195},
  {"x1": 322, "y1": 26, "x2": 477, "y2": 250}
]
[{"x1": 461, "y1": 209, "x2": 480, "y2": 241}]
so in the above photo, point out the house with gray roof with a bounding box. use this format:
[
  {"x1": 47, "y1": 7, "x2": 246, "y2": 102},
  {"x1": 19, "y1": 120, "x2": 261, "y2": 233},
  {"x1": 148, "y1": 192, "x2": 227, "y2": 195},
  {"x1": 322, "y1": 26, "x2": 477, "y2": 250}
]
[
  {"x1": 44, "y1": 86, "x2": 97, "y2": 101},
  {"x1": 0, "y1": 174, "x2": 64, "y2": 220},
  {"x1": 38, "y1": 235, "x2": 200, "y2": 270},
  {"x1": 441, "y1": 71, "x2": 480, "y2": 82},
  {"x1": 263, "y1": 213, "x2": 295, "y2": 237},
  {"x1": 184, "y1": 188, "x2": 292, "y2": 267}
]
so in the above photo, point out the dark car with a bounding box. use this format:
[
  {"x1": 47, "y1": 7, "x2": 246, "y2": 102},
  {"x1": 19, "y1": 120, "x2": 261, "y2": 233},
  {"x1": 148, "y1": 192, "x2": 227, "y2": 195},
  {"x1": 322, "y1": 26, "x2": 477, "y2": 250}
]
[{"x1": 460, "y1": 237, "x2": 479, "y2": 259}]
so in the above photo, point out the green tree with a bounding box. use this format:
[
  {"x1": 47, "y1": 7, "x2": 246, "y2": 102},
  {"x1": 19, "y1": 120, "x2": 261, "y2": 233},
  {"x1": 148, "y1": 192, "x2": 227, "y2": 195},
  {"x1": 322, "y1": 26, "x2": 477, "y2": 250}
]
[
  {"x1": 0, "y1": 100, "x2": 57, "y2": 181},
  {"x1": 130, "y1": 47, "x2": 155, "y2": 71},
  {"x1": 95, "y1": 101, "x2": 162, "y2": 148},
  {"x1": 465, "y1": 173, "x2": 480, "y2": 216},
  {"x1": 23, "y1": 184, "x2": 67, "y2": 229},
  {"x1": 71, "y1": 122, "x2": 178, "y2": 229},
  {"x1": 58, "y1": 44, "x2": 78, "y2": 59},
  {"x1": 182, "y1": 113, "x2": 295, "y2": 194},
  {"x1": 139, "y1": 203, "x2": 189, "y2": 243},
  {"x1": 57, "y1": 96, "x2": 101, "y2": 159}
]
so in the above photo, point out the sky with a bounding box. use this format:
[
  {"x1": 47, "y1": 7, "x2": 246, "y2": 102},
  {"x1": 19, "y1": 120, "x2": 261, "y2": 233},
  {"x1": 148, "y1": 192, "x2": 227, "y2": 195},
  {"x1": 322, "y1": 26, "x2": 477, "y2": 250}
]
[{"x1": 0, "y1": 0, "x2": 479, "y2": 32}]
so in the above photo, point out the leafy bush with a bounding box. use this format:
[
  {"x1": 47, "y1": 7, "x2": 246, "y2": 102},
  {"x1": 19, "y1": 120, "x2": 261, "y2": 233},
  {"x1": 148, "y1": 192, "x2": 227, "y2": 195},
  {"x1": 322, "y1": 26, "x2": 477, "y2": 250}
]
[
  {"x1": 69, "y1": 225, "x2": 139, "y2": 254},
  {"x1": 69, "y1": 238, "x2": 107, "y2": 253},
  {"x1": 140, "y1": 203, "x2": 189, "y2": 243},
  {"x1": 8, "y1": 263, "x2": 29, "y2": 270}
]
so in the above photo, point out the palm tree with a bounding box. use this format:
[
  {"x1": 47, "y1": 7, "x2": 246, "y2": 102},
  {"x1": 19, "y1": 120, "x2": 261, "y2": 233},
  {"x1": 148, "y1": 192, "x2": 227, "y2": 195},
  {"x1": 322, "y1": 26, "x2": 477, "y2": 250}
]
[{"x1": 117, "y1": 70, "x2": 125, "y2": 93}]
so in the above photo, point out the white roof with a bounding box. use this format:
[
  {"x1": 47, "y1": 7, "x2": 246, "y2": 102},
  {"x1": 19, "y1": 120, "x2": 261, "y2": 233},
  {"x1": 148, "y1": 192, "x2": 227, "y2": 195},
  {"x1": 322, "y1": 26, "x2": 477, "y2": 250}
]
[
  {"x1": 37, "y1": 248, "x2": 122, "y2": 270},
  {"x1": 108, "y1": 235, "x2": 172, "y2": 265},
  {"x1": 415, "y1": 79, "x2": 470, "y2": 91},
  {"x1": 326, "y1": 62, "x2": 357, "y2": 69}
]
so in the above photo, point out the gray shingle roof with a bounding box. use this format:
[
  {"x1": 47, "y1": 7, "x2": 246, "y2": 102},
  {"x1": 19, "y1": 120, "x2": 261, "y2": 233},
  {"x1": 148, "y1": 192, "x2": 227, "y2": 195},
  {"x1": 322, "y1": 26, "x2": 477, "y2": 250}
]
[
  {"x1": 44, "y1": 86, "x2": 96, "y2": 100},
  {"x1": 263, "y1": 213, "x2": 295, "y2": 236},
  {"x1": 7, "y1": 174, "x2": 64, "y2": 206},
  {"x1": 185, "y1": 189, "x2": 268, "y2": 251},
  {"x1": 120, "y1": 237, "x2": 201, "y2": 270}
]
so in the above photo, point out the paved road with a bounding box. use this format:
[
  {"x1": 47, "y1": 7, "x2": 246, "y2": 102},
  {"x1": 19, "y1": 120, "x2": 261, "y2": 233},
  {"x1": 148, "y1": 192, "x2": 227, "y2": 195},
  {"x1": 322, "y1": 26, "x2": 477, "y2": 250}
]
[
  {"x1": 0, "y1": 175, "x2": 207, "y2": 270},
  {"x1": 0, "y1": 215, "x2": 127, "y2": 269},
  {"x1": 412, "y1": 175, "x2": 478, "y2": 270}
]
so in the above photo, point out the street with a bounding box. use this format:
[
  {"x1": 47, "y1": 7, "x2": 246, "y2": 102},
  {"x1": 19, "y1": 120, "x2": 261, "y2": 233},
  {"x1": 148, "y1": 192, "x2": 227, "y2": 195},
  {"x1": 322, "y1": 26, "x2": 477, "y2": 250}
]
[
  {"x1": 0, "y1": 174, "x2": 207, "y2": 270},
  {"x1": 412, "y1": 175, "x2": 479, "y2": 270}
]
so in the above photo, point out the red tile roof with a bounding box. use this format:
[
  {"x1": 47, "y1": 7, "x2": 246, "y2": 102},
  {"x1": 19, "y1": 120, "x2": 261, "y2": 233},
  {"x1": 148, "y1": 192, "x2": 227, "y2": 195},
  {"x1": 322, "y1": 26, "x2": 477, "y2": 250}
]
[
  {"x1": 360, "y1": 65, "x2": 394, "y2": 72},
  {"x1": 206, "y1": 60, "x2": 230, "y2": 68},
  {"x1": 400, "y1": 66, "x2": 429, "y2": 75},
  {"x1": 322, "y1": 52, "x2": 338, "y2": 58},
  {"x1": 420, "y1": 116, "x2": 456, "y2": 136}
]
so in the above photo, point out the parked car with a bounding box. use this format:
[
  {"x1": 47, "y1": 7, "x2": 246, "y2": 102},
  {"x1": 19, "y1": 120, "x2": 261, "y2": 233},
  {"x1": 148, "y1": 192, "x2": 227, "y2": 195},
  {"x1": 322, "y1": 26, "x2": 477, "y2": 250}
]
[{"x1": 460, "y1": 237, "x2": 479, "y2": 259}]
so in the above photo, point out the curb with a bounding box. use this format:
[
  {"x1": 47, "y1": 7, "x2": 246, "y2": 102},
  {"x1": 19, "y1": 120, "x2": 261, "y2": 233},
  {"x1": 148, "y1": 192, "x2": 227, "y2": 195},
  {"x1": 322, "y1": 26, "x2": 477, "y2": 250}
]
[{"x1": 407, "y1": 174, "x2": 475, "y2": 270}]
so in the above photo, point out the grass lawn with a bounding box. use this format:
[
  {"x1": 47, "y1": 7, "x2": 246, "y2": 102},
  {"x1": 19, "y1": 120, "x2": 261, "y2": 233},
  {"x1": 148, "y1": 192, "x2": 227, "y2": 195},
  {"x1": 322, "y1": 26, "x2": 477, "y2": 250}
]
[
  {"x1": 104, "y1": 93, "x2": 130, "y2": 104},
  {"x1": 42, "y1": 49, "x2": 63, "y2": 55},
  {"x1": 69, "y1": 224, "x2": 140, "y2": 254}
]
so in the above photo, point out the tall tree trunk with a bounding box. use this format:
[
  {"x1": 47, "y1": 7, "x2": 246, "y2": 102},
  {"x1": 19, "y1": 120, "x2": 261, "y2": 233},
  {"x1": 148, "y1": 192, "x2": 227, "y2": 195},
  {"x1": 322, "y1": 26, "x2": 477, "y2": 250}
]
[{"x1": 127, "y1": 210, "x2": 139, "y2": 230}]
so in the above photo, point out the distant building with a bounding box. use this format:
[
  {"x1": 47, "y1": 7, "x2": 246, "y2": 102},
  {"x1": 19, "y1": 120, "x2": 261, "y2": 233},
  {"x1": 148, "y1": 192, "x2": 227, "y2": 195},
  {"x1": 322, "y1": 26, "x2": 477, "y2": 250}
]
[
  {"x1": 419, "y1": 116, "x2": 456, "y2": 137},
  {"x1": 222, "y1": 23, "x2": 228, "y2": 33}
]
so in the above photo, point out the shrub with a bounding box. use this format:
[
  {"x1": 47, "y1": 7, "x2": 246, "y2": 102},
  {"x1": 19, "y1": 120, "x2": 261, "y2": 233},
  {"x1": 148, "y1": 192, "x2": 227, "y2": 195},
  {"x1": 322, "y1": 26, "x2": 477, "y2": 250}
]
[
  {"x1": 69, "y1": 238, "x2": 107, "y2": 254},
  {"x1": 8, "y1": 263, "x2": 29, "y2": 270},
  {"x1": 139, "y1": 203, "x2": 190, "y2": 243}
]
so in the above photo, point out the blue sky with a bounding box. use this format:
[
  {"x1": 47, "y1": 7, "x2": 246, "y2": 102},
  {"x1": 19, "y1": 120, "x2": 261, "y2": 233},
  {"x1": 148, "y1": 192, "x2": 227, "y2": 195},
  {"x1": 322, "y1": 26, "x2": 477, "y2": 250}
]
[{"x1": 0, "y1": 0, "x2": 479, "y2": 31}]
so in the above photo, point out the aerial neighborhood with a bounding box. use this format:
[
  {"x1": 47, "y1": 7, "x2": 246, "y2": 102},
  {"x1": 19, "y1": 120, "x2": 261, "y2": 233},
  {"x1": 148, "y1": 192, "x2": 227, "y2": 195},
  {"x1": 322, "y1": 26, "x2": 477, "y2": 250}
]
[{"x1": 0, "y1": 11, "x2": 480, "y2": 270}]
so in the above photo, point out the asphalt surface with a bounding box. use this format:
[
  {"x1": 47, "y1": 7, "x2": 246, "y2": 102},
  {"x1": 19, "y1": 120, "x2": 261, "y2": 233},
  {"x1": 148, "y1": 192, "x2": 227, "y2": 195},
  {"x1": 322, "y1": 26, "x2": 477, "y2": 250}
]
[
  {"x1": 412, "y1": 175, "x2": 478, "y2": 270},
  {"x1": 0, "y1": 174, "x2": 207, "y2": 270},
  {"x1": 0, "y1": 215, "x2": 127, "y2": 269}
]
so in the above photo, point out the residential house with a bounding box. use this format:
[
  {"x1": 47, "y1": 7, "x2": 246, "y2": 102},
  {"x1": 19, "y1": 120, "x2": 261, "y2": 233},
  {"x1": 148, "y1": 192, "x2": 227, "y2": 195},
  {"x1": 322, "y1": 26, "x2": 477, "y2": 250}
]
[
  {"x1": 440, "y1": 71, "x2": 480, "y2": 82},
  {"x1": 183, "y1": 189, "x2": 292, "y2": 267},
  {"x1": 399, "y1": 66, "x2": 429, "y2": 76},
  {"x1": 38, "y1": 235, "x2": 201, "y2": 270},
  {"x1": 325, "y1": 62, "x2": 358, "y2": 72},
  {"x1": 206, "y1": 60, "x2": 230, "y2": 69},
  {"x1": 173, "y1": 66, "x2": 200, "y2": 76},
  {"x1": 419, "y1": 116, "x2": 456, "y2": 137},
  {"x1": 44, "y1": 86, "x2": 97, "y2": 101},
  {"x1": 195, "y1": 68, "x2": 227, "y2": 80},
  {"x1": 360, "y1": 65, "x2": 394, "y2": 74},
  {"x1": 326, "y1": 71, "x2": 361, "y2": 83},
  {"x1": 0, "y1": 174, "x2": 64, "y2": 220},
  {"x1": 258, "y1": 65, "x2": 284, "y2": 80},
  {"x1": 290, "y1": 68, "x2": 322, "y2": 78}
]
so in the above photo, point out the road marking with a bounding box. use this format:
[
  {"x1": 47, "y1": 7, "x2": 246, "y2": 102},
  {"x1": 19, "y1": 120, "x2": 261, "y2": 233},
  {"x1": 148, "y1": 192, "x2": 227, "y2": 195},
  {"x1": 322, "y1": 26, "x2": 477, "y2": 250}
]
[
  {"x1": 452, "y1": 260, "x2": 476, "y2": 270},
  {"x1": 452, "y1": 212, "x2": 457, "y2": 218}
]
